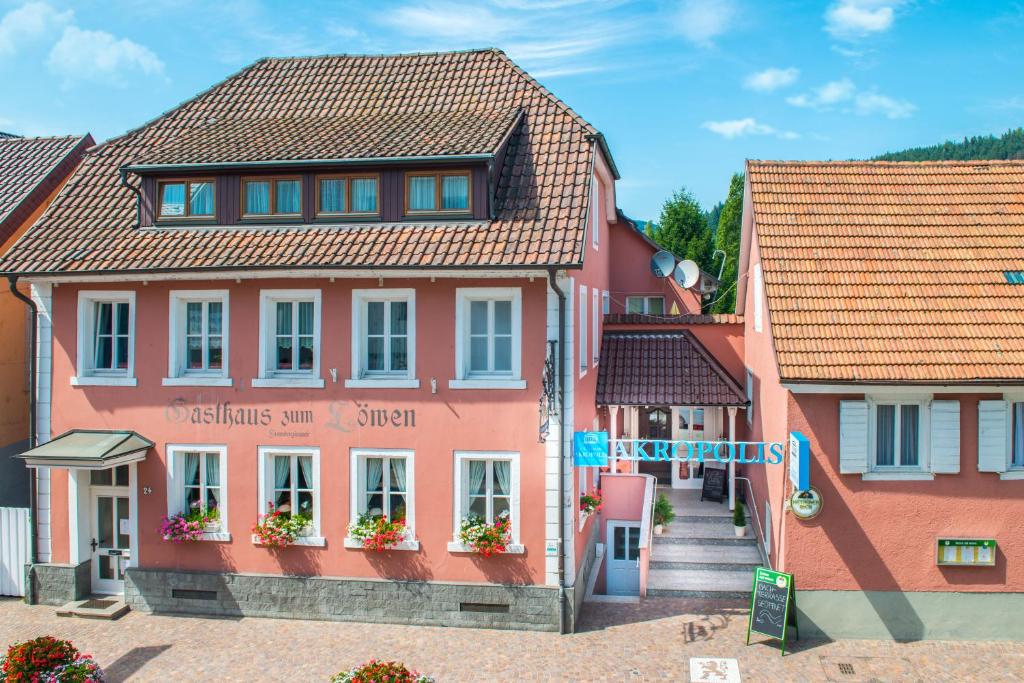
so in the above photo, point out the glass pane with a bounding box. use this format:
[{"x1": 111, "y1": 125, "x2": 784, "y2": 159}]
[
  {"x1": 469, "y1": 496, "x2": 487, "y2": 518},
  {"x1": 274, "y1": 456, "x2": 290, "y2": 488},
  {"x1": 470, "y1": 337, "x2": 488, "y2": 372},
  {"x1": 901, "y1": 404, "x2": 920, "y2": 466},
  {"x1": 626, "y1": 298, "x2": 644, "y2": 314},
  {"x1": 493, "y1": 461, "x2": 511, "y2": 495},
  {"x1": 95, "y1": 337, "x2": 112, "y2": 370},
  {"x1": 468, "y1": 461, "x2": 486, "y2": 495},
  {"x1": 298, "y1": 301, "x2": 314, "y2": 335},
  {"x1": 97, "y1": 497, "x2": 113, "y2": 548},
  {"x1": 244, "y1": 181, "x2": 271, "y2": 215},
  {"x1": 159, "y1": 181, "x2": 186, "y2": 216},
  {"x1": 1015, "y1": 403, "x2": 1024, "y2": 467},
  {"x1": 351, "y1": 177, "x2": 377, "y2": 213},
  {"x1": 189, "y1": 182, "x2": 214, "y2": 216},
  {"x1": 274, "y1": 490, "x2": 291, "y2": 510},
  {"x1": 206, "y1": 486, "x2": 220, "y2": 512},
  {"x1": 296, "y1": 491, "x2": 314, "y2": 518},
  {"x1": 389, "y1": 459, "x2": 406, "y2": 492},
  {"x1": 367, "y1": 301, "x2": 384, "y2": 335},
  {"x1": 186, "y1": 302, "x2": 202, "y2": 334},
  {"x1": 494, "y1": 300, "x2": 512, "y2": 335},
  {"x1": 391, "y1": 338, "x2": 407, "y2": 371},
  {"x1": 297, "y1": 456, "x2": 312, "y2": 489},
  {"x1": 390, "y1": 301, "x2": 408, "y2": 335},
  {"x1": 208, "y1": 336, "x2": 223, "y2": 369},
  {"x1": 627, "y1": 528, "x2": 640, "y2": 561},
  {"x1": 409, "y1": 176, "x2": 435, "y2": 211},
  {"x1": 276, "y1": 302, "x2": 292, "y2": 334},
  {"x1": 367, "y1": 337, "x2": 384, "y2": 371},
  {"x1": 613, "y1": 526, "x2": 626, "y2": 560},
  {"x1": 187, "y1": 336, "x2": 203, "y2": 369},
  {"x1": 116, "y1": 497, "x2": 130, "y2": 548},
  {"x1": 206, "y1": 455, "x2": 220, "y2": 486},
  {"x1": 96, "y1": 302, "x2": 112, "y2": 335},
  {"x1": 299, "y1": 337, "x2": 314, "y2": 369},
  {"x1": 277, "y1": 337, "x2": 292, "y2": 369},
  {"x1": 208, "y1": 302, "x2": 222, "y2": 335},
  {"x1": 276, "y1": 179, "x2": 301, "y2": 214},
  {"x1": 319, "y1": 178, "x2": 346, "y2": 213},
  {"x1": 647, "y1": 297, "x2": 665, "y2": 315},
  {"x1": 186, "y1": 487, "x2": 201, "y2": 509},
  {"x1": 367, "y1": 493, "x2": 384, "y2": 516},
  {"x1": 115, "y1": 465, "x2": 129, "y2": 486},
  {"x1": 116, "y1": 337, "x2": 129, "y2": 369},
  {"x1": 876, "y1": 404, "x2": 895, "y2": 466},
  {"x1": 441, "y1": 174, "x2": 469, "y2": 210},
  {"x1": 160, "y1": 183, "x2": 186, "y2": 217},
  {"x1": 470, "y1": 300, "x2": 488, "y2": 335},
  {"x1": 390, "y1": 494, "x2": 407, "y2": 521},
  {"x1": 366, "y1": 459, "x2": 384, "y2": 492},
  {"x1": 99, "y1": 555, "x2": 114, "y2": 580},
  {"x1": 90, "y1": 469, "x2": 113, "y2": 486},
  {"x1": 493, "y1": 496, "x2": 510, "y2": 520},
  {"x1": 493, "y1": 336, "x2": 512, "y2": 372},
  {"x1": 183, "y1": 454, "x2": 200, "y2": 486}
]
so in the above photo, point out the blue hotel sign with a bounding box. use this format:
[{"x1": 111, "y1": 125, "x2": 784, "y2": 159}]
[
  {"x1": 573, "y1": 431, "x2": 609, "y2": 467},
  {"x1": 573, "y1": 431, "x2": 794, "y2": 468}
]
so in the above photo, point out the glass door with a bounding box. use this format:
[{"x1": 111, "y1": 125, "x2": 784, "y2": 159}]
[
  {"x1": 676, "y1": 407, "x2": 705, "y2": 488},
  {"x1": 91, "y1": 492, "x2": 130, "y2": 594}
]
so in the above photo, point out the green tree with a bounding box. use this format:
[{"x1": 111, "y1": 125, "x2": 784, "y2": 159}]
[
  {"x1": 711, "y1": 173, "x2": 744, "y2": 314},
  {"x1": 651, "y1": 188, "x2": 713, "y2": 271}
]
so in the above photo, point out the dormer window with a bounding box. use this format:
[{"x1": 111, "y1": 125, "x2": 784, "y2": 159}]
[
  {"x1": 316, "y1": 174, "x2": 379, "y2": 217},
  {"x1": 243, "y1": 177, "x2": 302, "y2": 217},
  {"x1": 406, "y1": 171, "x2": 471, "y2": 214},
  {"x1": 158, "y1": 179, "x2": 214, "y2": 219}
]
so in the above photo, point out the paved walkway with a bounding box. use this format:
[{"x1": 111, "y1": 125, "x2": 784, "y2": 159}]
[{"x1": 2, "y1": 597, "x2": 1023, "y2": 681}]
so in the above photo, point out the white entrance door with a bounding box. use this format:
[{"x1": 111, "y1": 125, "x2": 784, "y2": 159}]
[
  {"x1": 673, "y1": 407, "x2": 706, "y2": 489},
  {"x1": 91, "y1": 491, "x2": 131, "y2": 594},
  {"x1": 606, "y1": 521, "x2": 641, "y2": 596}
]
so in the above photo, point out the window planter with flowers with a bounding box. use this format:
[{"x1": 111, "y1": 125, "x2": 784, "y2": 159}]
[
  {"x1": 579, "y1": 490, "x2": 602, "y2": 529},
  {"x1": 344, "y1": 512, "x2": 419, "y2": 551},
  {"x1": 251, "y1": 503, "x2": 316, "y2": 548},
  {"x1": 331, "y1": 659, "x2": 434, "y2": 683},
  {"x1": 1, "y1": 636, "x2": 105, "y2": 682},
  {"x1": 456, "y1": 512, "x2": 512, "y2": 557},
  {"x1": 160, "y1": 502, "x2": 220, "y2": 543}
]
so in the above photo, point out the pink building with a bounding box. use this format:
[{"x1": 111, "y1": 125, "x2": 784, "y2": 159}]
[{"x1": 3, "y1": 50, "x2": 701, "y2": 631}]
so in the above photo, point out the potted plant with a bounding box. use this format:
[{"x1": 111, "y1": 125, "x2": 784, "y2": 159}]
[
  {"x1": 653, "y1": 493, "x2": 675, "y2": 535},
  {"x1": 458, "y1": 512, "x2": 511, "y2": 556},
  {"x1": 579, "y1": 490, "x2": 602, "y2": 518},
  {"x1": 1, "y1": 636, "x2": 105, "y2": 682},
  {"x1": 733, "y1": 500, "x2": 747, "y2": 537},
  {"x1": 347, "y1": 512, "x2": 409, "y2": 551},
  {"x1": 252, "y1": 503, "x2": 313, "y2": 548},
  {"x1": 331, "y1": 659, "x2": 434, "y2": 683}
]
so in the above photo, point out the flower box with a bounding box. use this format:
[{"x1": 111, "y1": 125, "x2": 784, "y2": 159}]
[
  {"x1": 252, "y1": 503, "x2": 314, "y2": 548},
  {"x1": 457, "y1": 512, "x2": 512, "y2": 557},
  {"x1": 347, "y1": 513, "x2": 415, "y2": 551}
]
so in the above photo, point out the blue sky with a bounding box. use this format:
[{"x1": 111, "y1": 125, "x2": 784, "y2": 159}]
[{"x1": 1, "y1": 0, "x2": 1022, "y2": 220}]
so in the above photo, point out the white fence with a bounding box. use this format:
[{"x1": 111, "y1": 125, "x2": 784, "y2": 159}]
[{"x1": 0, "y1": 507, "x2": 30, "y2": 596}]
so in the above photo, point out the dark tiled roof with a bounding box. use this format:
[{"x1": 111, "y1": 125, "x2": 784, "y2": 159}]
[
  {"x1": 0, "y1": 49, "x2": 599, "y2": 275},
  {"x1": 0, "y1": 136, "x2": 89, "y2": 229},
  {"x1": 596, "y1": 331, "x2": 747, "y2": 406},
  {"x1": 604, "y1": 313, "x2": 743, "y2": 325}
]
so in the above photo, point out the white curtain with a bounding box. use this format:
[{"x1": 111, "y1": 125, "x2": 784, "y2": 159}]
[
  {"x1": 183, "y1": 453, "x2": 200, "y2": 487},
  {"x1": 494, "y1": 460, "x2": 511, "y2": 496},
  {"x1": 409, "y1": 176, "x2": 435, "y2": 211},
  {"x1": 351, "y1": 178, "x2": 377, "y2": 213},
  {"x1": 366, "y1": 458, "x2": 383, "y2": 492},
  {"x1": 276, "y1": 180, "x2": 301, "y2": 213},
  {"x1": 390, "y1": 458, "x2": 406, "y2": 492},
  {"x1": 189, "y1": 182, "x2": 214, "y2": 215},
  {"x1": 274, "y1": 455, "x2": 290, "y2": 506},
  {"x1": 298, "y1": 455, "x2": 313, "y2": 491},
  {"x1": 320, "y1": 178, "x2": 345, "y2": 213},
  {"x1": 441, "y1": 175, "x2": 468, "y2": 210},
  {"x1": 205, "y1": 454, "x2": 220, "y2": 509},
  {"x1": 245, "y1": 181, "x2": 270, "y2": 214},
  {"x1": 467, "y1": 460, "x2": 486, "y2": 517}
]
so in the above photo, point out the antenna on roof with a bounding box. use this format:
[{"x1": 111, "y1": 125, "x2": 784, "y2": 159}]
[
  {"x1": 650, "y1": 250, "x2": 675, "y2": 278},
  {"x1": 673, "y1": 260, "x2": 700, "y2": 289}
]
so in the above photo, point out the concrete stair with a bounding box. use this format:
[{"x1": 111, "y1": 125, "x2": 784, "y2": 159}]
[{"x1": 646, "y1": 488, "x2": 764, "y2": 600}]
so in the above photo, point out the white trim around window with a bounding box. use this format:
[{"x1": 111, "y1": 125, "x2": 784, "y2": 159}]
[
  {"x1": 592, "y1": 288, "x2": 600, "y2": 368},
  {"x1": 579, "y1": 285, "x2": 588, "y2": 377},
  {"x1": 253, "y1": 289, "x2": 324, "y2": 388},
  {"x1": 863, "y1": 397, "x2": 933, "y2": 480},
  {"x1": 591, "y1": 176, "x2": 600, "y2": 250},
  {"x1": 164, "y1": 290, "x2": 231, "y2": 387},
  {"x1": 166, "y1": 444, "x2": 230, "y2": 541},
  {"x1": 346, "y1": 289, "x2": 418, "y2": 389},
  {"x1": 254, "y1": 446, "x2": 323, "y2": 546},
  {"x1": 448, "y1": 451, "x2": 523, "y2": 553},
  {"x1": 450, "y1": 287, "x2": 525, "y2": 390},
  {"x1": 72, "y1": 290, "x2": 137, "y2": 386},
  {"x1": 345, "y1": 448, "x2": 419, "y2": 550}
]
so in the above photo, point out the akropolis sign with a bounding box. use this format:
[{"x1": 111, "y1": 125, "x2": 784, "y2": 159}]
[{"x1": 573, "y1": 432, "x2": 791, "y2": 468}]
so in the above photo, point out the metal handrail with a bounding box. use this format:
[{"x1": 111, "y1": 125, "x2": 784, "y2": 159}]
[{"x1": 734, "y1": 475, "x2": 772, "y2": 570}]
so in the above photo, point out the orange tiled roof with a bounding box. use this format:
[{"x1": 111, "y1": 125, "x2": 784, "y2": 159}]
[
  {"x1": 0, "y1": 49, "x2": 599, "y2": 275},
  {"x1": 748, "y1": 159, "x2": 1024, "y2": 383},
  {"x1": 0, "y1": 135, "x2": 88, "y2": 229}
]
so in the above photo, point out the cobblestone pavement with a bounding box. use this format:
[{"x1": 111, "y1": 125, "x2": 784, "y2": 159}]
[{"x1": 2, "y1": 597, "x2": 1023, "y2": 682}]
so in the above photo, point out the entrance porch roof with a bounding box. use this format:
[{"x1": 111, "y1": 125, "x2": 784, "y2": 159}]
[{"x1": 17, "y1": 429, "x2": 153, "y2": 469}]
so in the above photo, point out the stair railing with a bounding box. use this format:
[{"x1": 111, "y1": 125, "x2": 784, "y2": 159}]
[{"x1": 734, "y1": 475, "x2": 772, "y2": 570}]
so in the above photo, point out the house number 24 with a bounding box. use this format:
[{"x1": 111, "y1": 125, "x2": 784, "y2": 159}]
[{"x1": 143, "y1": 487, "x2": 152, "y2": 495}]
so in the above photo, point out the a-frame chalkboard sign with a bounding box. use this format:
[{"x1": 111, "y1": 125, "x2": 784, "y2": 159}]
[{"x1": 745, "y1": 567, "x2": 799, "y2": 655}]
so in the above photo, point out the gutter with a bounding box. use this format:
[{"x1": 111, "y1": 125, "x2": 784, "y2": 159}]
[
  {"x1": 119, "y1": 167, "x2": 143, "y2": 230},
  {"x1": 122, "y1": 153, "x2": 495, "y2": 174},
  {"x1": 547, "y1": 267, "x2": 568, "y2": 634},
  {"x1": 7, "y1": 276, "x2": 38, "y2": 603}
]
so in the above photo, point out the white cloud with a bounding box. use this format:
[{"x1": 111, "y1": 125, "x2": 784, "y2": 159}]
[
  {"x1": 676, "y1": 0, "x2": 736, "y2": 47},
  {"x1": 825, "y1": 0, "x2": 903, "y2": 40},
  {"x1": 788, "y1": 78, "x2": 914, "y2": 119},
  {"x1": 855, "y1": 91, "x2": 915, "y2": 118},
  {"x1": 47, "y1": 26, "x2": 164, "y2": 87},
  {"x1": 0, "y1": 1, "x2": 72, "y2": 55},
  {"x1": 702, "y1": 117, "x2": 799, "y2": 140},
  {"x1": 787, "y1": 78, "x2": 855, "y2": 107},
  {"x1": 382, "y1": 3, "x2": 516, "y2": 42},
  {"x1": 744, "y1": 67, "x2": 799, "y2": 92}
]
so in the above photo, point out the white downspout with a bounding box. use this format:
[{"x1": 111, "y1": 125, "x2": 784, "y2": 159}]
[
  {"x1": 609, "y1": 405, "x2": 620, "y2": 473},
  {"x1": 728, "y1": 406, "x2": 737, "y2": 510}
]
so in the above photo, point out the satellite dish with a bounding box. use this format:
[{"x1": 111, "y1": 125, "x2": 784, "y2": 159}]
[
  {"x1": 650, "y1": 250, "x2": 675, "y2": 278},
  {"x1": 673, "y1": 260, "x2": 700, "y2": 289}
]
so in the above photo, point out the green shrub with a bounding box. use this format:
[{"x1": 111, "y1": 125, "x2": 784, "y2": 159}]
[
  {"x1": 733, "y1": 500, "x2": 746, "y2": 527},
  {"x1": 653, "y1": 493, "x2": 675, "y2": 527}
]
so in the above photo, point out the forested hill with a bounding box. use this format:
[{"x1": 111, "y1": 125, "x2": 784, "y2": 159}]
[{"x1": 873, "y1": 127, "x2": 1024, "y2": 161}]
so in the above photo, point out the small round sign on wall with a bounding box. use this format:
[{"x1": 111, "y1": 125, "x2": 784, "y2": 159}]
[{"x1": 789, "y1": 487, "x2": 823, "y2": 521}]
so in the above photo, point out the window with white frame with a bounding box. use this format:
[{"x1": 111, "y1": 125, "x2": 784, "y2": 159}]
[
  {"x1": 75, "y1": 291, "x2": 135, "y2": 384},
  {"x1": 592, "y1": 289, "x2": 599, "y2": 367},
  {"x1": 591, "y1": 177, "x2": 600, "y2": 250},
  {"x1": 349, "y1": 449, "x2": 415, "y2": 537},
  {"x1": 256, "y1": 290, "x2": 322, "y2": 387},
  {"x1": 579, "y1": 285, "x2": 588, "y2": 375},
  {"x1": 625, "y1": 295, "x2": 664, "y2": 315},
  {"x1": 452, "y1": 452, "x2": 520, "y2": 550},
  {"x1": 166, "y1": 445, "x2": 227, "y2": 536},
  {"x1": 258, "y1": 447, "x2": 320, "y2": 542},
  {"x1": 452, "y1": 288, "x2": 523, "y2": 388},
  {"x1": 872, "y1": 401, "x2": 922, "y2": 468},
  {"x1": 1014, "y1": 402, "x2": 1024, "y2": 469},
  {"x1": 349, "y1": 289, "x2": 415, "y2": 386},
  {"x1": 167, "y1": 290, "x2": 229, "y2": 385}
]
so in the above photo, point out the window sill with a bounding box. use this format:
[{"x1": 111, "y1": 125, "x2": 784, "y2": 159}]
[
  {"x1": 162, "y1": 377, "x2": 233, "y2": 387},
  {"x1": 344, "y1": 378, "x2": 420, "y2": 389},
  {"x1": 862, "y1": 471, "x2": 935, "y2": 481},
  {"x1": 251, "y1": 377, "x2": 325, "y2": 389},
  {"x1": 251, "y1": 534, "x2": 326, "y2": 547},
  {"x1": 199, "y1": 532, "x2": 231, "y2": 542},
  {"x1": 71, "y1": 376, "x2": 137, "y2": 387},
  {"x1": 448, "y1": 379, "x2": 527, "y2": 390},
  {"x1": 999, "y1": 470, "x2": 1024, "y2": 480},
  {"x1": 447, "y1": 542, "x2": 525, "y2": 554},
  {"x1": 343, "y1": 537, "x2": 420, "y2": 551}
]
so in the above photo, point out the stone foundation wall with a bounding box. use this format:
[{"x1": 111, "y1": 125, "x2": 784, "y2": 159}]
[
  {"x1": 568, "y1": 520, "x2": 599, "y2": 631},
  {"x1": 28, "y1": 561, "x2": 90, "y2": 605},
  {"x1": 125, "y1": 568, "x2": 563, "y2": 631}
]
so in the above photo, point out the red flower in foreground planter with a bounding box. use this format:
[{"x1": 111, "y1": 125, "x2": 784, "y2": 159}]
[
  {"x1": 330, "y1": 659, "x2": 434, "y2": 683},
  {"x1": 348, "y1": 513, "x2": 408, "y2": 551},
  {"x1": 459, "y1": 512, "x2": 512, "y2": 557},
  {"x1": 579, "y1": 490, "x2": 603, "y2": 516}
]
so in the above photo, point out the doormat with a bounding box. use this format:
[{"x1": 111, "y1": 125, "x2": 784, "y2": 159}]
[
  {"x1": 689, "y1": 657, "x2": 741, "y2": 683},
  {"x1": 78, "y1": 599, "x2": 118, "y2": 610},
  {"x1": 819, "y1": 656, "x2": 914, "y2": 682}
]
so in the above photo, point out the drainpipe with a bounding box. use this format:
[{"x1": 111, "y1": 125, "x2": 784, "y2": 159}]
[
  {"x1": 547, "y1": 267, "x2": 568, "y2": 634},
  {"x1": 8, "y1": 276, "x2": 38, "y2": 603}
]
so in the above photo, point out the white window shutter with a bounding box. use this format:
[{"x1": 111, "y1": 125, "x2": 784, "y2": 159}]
[
  {"x1": 929, "y1": 400, "x2": 960, "y2": 473},
  {"x1": 839, "y1": 400, "x2": 869, "y2": 474},
  {"x1": 978, "y1": 400, "x2": 1009, "y2": 473}
]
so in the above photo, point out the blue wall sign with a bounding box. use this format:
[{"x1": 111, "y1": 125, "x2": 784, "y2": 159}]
[
  {"x1": 573, "y1": 431, "x2": 609, "y2": 467},
  {"x1": 788, "y1": 431, "x2": 810, "y2": 491}
]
